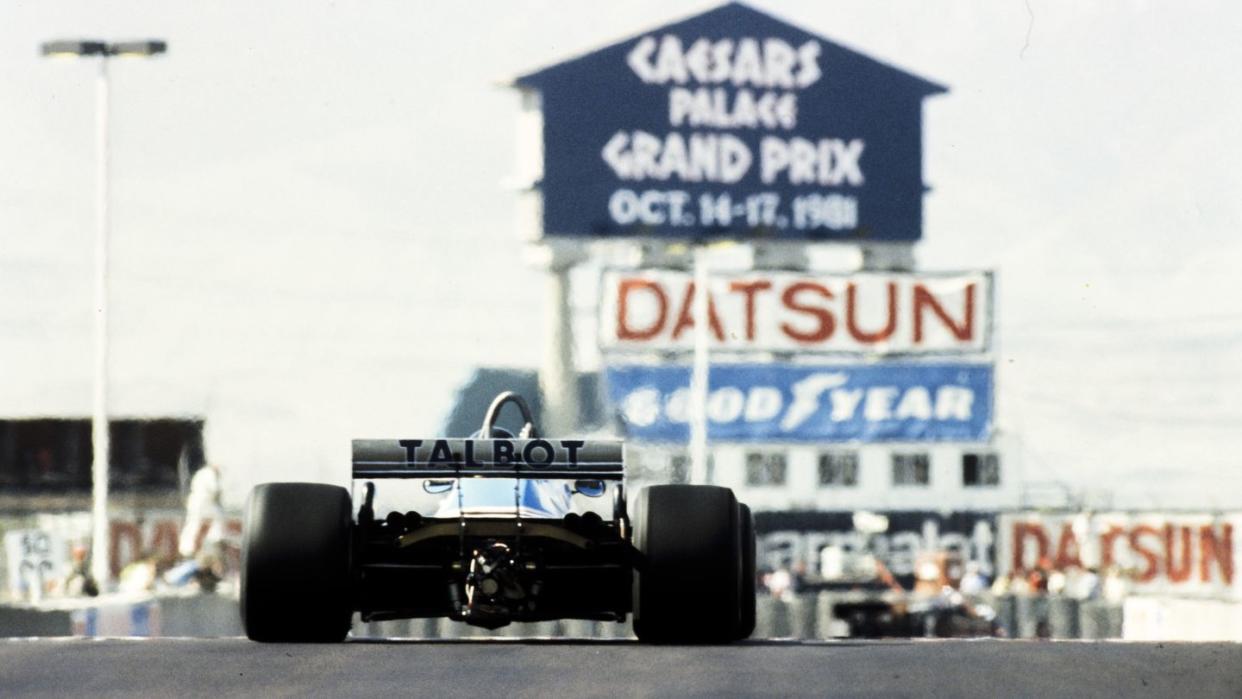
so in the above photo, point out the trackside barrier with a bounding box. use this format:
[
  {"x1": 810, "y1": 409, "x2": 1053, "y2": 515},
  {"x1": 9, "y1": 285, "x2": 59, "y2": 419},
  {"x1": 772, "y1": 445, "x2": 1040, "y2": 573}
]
[
  {"x1": 0, "y1": 593, "x2": 235, "y2": 638},
  {"x1": 4, "y1": 593, "x2": 1141, "y2": 639}
]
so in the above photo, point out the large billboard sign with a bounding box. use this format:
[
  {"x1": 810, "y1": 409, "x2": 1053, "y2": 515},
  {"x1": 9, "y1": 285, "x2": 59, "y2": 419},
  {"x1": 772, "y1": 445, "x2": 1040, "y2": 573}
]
[
  {"x1": 515, "y1": 3, "x2": 946, "y2": 241},
  {"x1": 998, "y1": 512, "x2": 1241, "y2": 599},
  {"x1": 604, "y1": 362, "x2": 992, "y2": 443},
  {"x1": 600, "y1": 269, "x2": 991, "y2": 355}
]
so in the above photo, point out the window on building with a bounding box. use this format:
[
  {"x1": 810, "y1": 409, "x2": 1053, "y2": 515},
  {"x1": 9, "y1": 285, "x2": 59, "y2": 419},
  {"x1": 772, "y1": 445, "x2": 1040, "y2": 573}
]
[
  {"x1": 818, "y1": 451, "x2": 858, "y2": 487},
  {"x1": 962, "y1": 452, "x2": 1001, "y2": 487},
  {"x1": 745, "y1": 451, "x2": 787, "y2": 486},
  {"x1": 669, "y1": 454, "x2": 689, "y2": 484},
  {"x1": 0, "y1": 418, "x2": 204, "y2": 492},
  {"x1": 892, "y1": 452, "x2": 930, "y2": 486},
  {"x1": 670, "y1": 453, "x2": 715, "y2": 484}
]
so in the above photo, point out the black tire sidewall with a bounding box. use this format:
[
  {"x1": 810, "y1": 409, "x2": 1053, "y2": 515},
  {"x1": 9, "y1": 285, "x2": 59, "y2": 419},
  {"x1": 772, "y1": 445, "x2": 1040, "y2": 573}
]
[
  {"x1": 737, "y1": 503, "x2": 756, "y2": 640},
  {"x1": 632, "y1": 485, "x2": 741, "y2": 643},
  {"x1": 242, "y1": 482, "x2": 353, "y2": 642}
]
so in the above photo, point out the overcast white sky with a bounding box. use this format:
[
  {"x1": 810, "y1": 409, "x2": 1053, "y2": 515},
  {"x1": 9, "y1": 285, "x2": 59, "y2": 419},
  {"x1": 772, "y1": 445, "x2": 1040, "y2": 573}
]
[{"x1": 2, "y1": 1, "x2": 1240, "y2": 507}]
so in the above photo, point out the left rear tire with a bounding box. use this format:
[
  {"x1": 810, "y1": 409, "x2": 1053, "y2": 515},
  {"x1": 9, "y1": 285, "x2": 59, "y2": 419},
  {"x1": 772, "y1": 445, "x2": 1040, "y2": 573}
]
[{"x1": 241, "y1": 482, "x2": 353, "y2": 642}]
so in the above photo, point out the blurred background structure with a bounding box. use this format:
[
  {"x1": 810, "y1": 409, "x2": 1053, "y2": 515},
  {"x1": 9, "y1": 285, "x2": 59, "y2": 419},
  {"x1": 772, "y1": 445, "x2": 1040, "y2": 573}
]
[{"x1": 1, "y1": 1, "x2": 1240, "y2": 640}]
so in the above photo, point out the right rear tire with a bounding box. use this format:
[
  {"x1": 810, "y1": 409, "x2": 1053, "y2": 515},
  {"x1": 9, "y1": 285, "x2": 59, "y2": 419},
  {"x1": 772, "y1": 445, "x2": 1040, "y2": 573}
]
[
  {"x1": 736, "y1": 503, "x2": 756, "y2": 641},
  {"x1": 241, "y1": 482, "x2": 353, "y2": 642},
  {"x1": 631, "y1": 485, "x2": 742, "y2": 643}
]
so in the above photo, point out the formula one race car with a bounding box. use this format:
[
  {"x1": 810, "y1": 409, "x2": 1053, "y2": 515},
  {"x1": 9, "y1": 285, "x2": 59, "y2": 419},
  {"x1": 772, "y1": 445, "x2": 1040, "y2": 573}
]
[{"x1": 241, "y1": 391, "x2": 756, "y2": 643}]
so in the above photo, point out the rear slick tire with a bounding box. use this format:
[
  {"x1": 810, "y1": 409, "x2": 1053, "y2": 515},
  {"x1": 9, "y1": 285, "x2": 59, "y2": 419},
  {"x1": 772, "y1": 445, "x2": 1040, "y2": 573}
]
[
  {"x1": 632, "y1": 485, "x2": 742, "y2": 644},
  {"x1": 241, "y1": 482, "x2": 353, "y2": 642},
  {"x1": 736, "y1": 503, "x2": 756, "y2": 641}
]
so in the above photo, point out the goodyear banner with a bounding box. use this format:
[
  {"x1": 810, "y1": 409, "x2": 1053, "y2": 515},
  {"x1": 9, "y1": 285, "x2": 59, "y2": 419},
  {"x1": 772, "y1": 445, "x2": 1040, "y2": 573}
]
[{"x1": 604, "y1": 363, "x2": 992, "y2": 443}]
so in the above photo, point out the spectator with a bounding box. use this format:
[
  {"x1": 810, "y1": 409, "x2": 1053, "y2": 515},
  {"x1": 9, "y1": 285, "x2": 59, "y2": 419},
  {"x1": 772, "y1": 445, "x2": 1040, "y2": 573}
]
[
  {"x1": 959, "y1": 562, "x2": 990, "y2": 596},
  {"x1": 178, "y1": 463, "x2": 224, "y2": 559},
  {"x1": 62, "y1": 543, "x2": 99, "y2": 597},
  {"x1": 767, "y1": 566, "x2": 794, "y2": 601}
]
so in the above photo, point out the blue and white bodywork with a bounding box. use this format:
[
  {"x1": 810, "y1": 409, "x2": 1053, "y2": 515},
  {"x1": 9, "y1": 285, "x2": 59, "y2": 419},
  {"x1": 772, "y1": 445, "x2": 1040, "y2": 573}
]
[{"x1": 432, "y1": 478, "x2": 575, "y2": 519}]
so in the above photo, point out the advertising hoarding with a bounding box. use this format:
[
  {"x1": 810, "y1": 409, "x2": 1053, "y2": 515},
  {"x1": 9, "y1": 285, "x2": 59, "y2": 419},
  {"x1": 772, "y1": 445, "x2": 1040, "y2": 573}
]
[
  {"x1": 997, "y1": 512, "x2": 1241, "y2": 599},
  {"x1": 604, "y1": 362, "x2": 993, "y2": 443},
  {"x1": 756, "y1": 510, "x2": 997, "y2": 587},
  {"x1": 515, "y1": 3, "x2": 945, "y2": 241},
  {"x1": 601, "y1": 269, "x2": 991, "y2": 354}
]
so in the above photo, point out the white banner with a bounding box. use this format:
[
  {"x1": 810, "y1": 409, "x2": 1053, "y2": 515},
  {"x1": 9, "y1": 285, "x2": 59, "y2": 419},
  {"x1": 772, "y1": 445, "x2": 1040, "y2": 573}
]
[
  {"x1": 4, "y1": 529, "x2": 69, "y2": 599},
  {"x1": 599, "y1": 269, "x2": 991, "y2": 354},
  {"x1": 997, "y1": 512, "x2": 1242, "y2": 599}
]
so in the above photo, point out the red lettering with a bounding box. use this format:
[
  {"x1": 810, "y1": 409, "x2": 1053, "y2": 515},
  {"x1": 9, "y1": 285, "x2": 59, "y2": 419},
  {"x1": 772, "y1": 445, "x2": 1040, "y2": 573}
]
[
  {"x1": 150, "y1": 520, "x2": 181, "y2": 565},
  {"x1": 1200, "y1": 524, "x2": 1234, "y2": 585},
  {"x1": 225, "y1": 519, "x2": 243, "y2": 571},
  {"x1": 779, "y1": 282, "x2": 834, "y2": 343},
  {"x1": 109, "y1": 520, "x2": 141, "y2": 578},
  {"x1": 913, "y1": 283, "x2": 975, "y2": 343},
  {"x1": 671, "y1": 282, "x2": 725, "y2": 341},
  {"x1": 846, "y1": 282, "x2": 897, "y2": 343},
  {"x1": 1012, "y1": 522, "x2": 1050, "y2": 574},
  {"x1": 616, "y1": 278, "x2": 668, "y2": 341},
  {"x1": 1100, "y1": 526, "x2": 1125, "y2": 570},
  {"x1": 728, "y1": 280, "x2": 772, "y2": 341},
  {"x1": 1129, "y1": 525, "x2": 1162, "y2": 583},
  {"x1": 1054, "y1": 524, "x2": 1083, "y2": 570},
  {"x1": 1164, "y1": 524, "x2": 1193, "y2": 583}
]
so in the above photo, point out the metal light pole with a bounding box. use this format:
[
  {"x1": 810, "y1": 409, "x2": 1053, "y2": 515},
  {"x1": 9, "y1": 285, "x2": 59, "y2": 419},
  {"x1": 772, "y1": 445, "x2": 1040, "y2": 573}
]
[
  {"x1": 688, "y1": 245, "x2": 711, "y2": 485},
  {"x1": 41, "y1": 39, "x2": 167, "y2": 590}
]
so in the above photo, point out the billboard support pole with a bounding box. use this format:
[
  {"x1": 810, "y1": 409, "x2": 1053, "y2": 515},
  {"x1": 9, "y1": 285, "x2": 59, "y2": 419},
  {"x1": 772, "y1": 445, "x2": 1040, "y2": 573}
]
[
  {"x1": 536, "y1": 240, "x2": 585, "y2": 437},
  {"x1": 688, "y1": 245, "x2": 710, "y2": 485},
  {"x1": 90, "y1": 55, "x2": 111, "y2": 589}
]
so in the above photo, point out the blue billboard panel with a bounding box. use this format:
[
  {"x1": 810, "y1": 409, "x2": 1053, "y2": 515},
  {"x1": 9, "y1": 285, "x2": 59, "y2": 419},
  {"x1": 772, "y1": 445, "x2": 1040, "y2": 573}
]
[
  {"x1": 604, "y1": 363, "x2": 992, "y2": 443},
  {"x1": 515, "y1": 2, "x2": 946, "y2": 242}
]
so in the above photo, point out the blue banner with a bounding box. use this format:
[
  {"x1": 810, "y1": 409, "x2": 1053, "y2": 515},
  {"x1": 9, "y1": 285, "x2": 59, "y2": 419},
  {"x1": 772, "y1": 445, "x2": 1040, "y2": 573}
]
[
  {"x1": 516, "y1": 3, "x2": 946, "y2": 242},
  {"x1": 604, "y1": 363, "x2": 992, "y2": 443}
]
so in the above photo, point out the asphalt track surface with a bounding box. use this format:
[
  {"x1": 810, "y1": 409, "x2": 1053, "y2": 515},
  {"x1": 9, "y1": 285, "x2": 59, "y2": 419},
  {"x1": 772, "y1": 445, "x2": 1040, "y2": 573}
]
[{"x1": 2, "y1": 637, "x2": 1240, "y2": 697}]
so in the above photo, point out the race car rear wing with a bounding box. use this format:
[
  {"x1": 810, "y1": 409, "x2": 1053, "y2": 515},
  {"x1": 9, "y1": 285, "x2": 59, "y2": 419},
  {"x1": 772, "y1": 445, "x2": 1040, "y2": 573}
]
[{"x1": 352, "y1": 438, "x2": 625, "y2": 480}]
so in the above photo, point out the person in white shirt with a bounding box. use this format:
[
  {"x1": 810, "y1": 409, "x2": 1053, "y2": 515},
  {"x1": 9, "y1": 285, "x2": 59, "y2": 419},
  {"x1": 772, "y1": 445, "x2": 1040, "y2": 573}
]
[{"x1": 178, "y1": 463, "x2": 224, "y2": 558}]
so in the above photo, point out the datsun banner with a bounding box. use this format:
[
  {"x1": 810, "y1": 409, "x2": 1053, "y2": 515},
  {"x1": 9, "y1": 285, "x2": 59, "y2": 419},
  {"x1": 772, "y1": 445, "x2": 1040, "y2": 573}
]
[
  {"x1": 604, "y1": 363, "x2": 992, "y2": 443},
  {"x1": 998, "y1": 512, "x2": 1241, "y2": 599},
  {"x1": 514, "y1": 3, "x2": 945, "y2": 241},
  {"x1": 600, "y1": 269, "x2": 991, "y2": 354}
]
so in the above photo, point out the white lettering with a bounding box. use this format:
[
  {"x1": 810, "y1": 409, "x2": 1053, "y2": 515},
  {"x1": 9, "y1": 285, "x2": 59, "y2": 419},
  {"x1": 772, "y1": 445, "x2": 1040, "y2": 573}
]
[
  {"x1": 601, "y1": 132, "x2": 631, "y2": 179},
  {"x1": 627, "y1": 36, "x2": 658, "y2": 83},
  {"x1": 654, "y1": 34, "x2": 689, "y2": 84},
  {"x1": 763, "y1": 38, "x2": 797, "y2": 88},
  {"x1": 830, "y1": 139, "x2": 865, "y2": 186},
  {"x1": 626, "y1": 35, "x2": 822, "y2": 89},
  {"x1": 665, "y1": 388, "x2": 690, "y2": 423},
  {"x1": 894, "y1": 386, "x2": 933, "y2": 420},
  {"x1": 708, "y1": 387, "x2": 746, "y2": 423},
  {"x1": 602, "y1": 131, "x2": 753, "y2": 184},
  {"x1": 731, "y1": 38, "x2": 765, "y2": 86},
  {"x1": 863, "y1": 387, "x2": 898, "y2": 421},
  {"x1": 780, "y1": 373, "x2": 848, "y2": 431},
  {"x1": 934, "y1": 386, "x2": 974, "y2": 420},
  {"x1": 795, "y1": 41, "x2": 822, "y2": 87},
  {"x1": 760, "y1": 137, "x2": 788, "y2": 184},
  {"x1": 760, "y1": 137, "x2": 867, "y2": 185},
  {"x1": 744, "y1": 386, "x2": 783, "y2": 422},
  {"x1": 829, "y1": 388, "x2": 864, "y2": 422}
]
